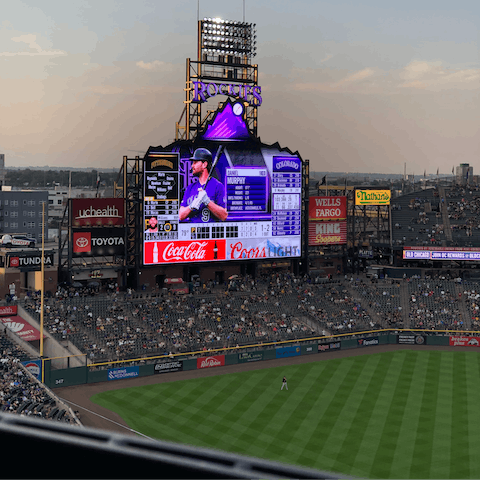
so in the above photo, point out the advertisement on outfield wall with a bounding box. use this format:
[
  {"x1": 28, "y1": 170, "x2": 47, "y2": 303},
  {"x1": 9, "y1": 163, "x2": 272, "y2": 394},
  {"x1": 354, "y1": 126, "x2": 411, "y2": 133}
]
[
  {"x1": 308, "y1": 221, "x2": 347, "y2": 246},
  {"x1": 238, "y1": 352, "x2": 264, "y2": 363},
  {"x1": 107, "y1": 366, "x2": 139, "y2": 380},
  {"x1": 449, "y1": 336, "x2": 480, "y2": 347},
  {"x1": 357, "y1": 337, "x2": 379, "y2": 347},
  {"x1": 309, "y1": 196, "x2": 347, "y2": 221},
  {"x1": 355, "y1": 190, "x2": 390, "y2": 206},
  {"x1": 318, "y1": 341, "x2": 341, "y2": 352},
  {"x1": 72, "y1": 229, "x2": 125, "y2": 257},
  {"x1": 143, "y1": 112, "x2": 303, "y2": 266},
  {"x1": 154, "y1": 361, "x2": 183, "y2": 374},
  {"x1": 71, "y1": 198, "x2": 125, "y2": 227},
  {"x1": 398, "y1": 335, "x2": 425, "y2": 345},
  {"x1": 275, "y1": 345, "x2": 301, "y2": 358},
  {"x1": 197, "y1": 355, "x2": 225, "y2": 369}
]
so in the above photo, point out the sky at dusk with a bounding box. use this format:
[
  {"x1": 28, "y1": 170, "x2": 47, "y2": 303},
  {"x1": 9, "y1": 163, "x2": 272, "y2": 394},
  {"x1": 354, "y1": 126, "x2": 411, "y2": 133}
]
[{"x1": 1, "y1": 0, "x2": 478, "y2": 175}]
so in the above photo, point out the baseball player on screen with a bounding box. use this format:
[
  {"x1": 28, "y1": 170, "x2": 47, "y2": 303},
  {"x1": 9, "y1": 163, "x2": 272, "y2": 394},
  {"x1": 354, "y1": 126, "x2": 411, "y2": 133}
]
[{"x1": 179, "y1": 148, "x2": 228, "y2": 223}]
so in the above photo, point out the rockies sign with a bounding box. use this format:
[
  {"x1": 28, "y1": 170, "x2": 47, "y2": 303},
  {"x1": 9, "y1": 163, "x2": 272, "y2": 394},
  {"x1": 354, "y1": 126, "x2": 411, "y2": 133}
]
[{"x1": 72, "y1": 229, "x2": 125, "y2": 257}]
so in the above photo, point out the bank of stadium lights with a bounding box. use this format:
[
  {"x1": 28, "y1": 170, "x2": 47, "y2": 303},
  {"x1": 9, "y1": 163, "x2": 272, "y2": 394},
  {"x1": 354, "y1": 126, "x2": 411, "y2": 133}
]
[{"x1": 201, "y1": 17, "x2": 257, "y2": 57}]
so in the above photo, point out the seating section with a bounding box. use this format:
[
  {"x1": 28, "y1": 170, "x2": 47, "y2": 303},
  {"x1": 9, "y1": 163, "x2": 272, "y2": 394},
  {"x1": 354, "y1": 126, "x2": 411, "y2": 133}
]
[{"x1": 0, "y1": 332, "x2": 75, "y2": 423}]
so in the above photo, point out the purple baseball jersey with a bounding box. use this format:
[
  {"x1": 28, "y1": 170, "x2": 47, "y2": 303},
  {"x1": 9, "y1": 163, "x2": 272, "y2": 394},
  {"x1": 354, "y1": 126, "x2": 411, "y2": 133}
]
[{"x1": 180, "y1": 177, "x2": 226, "y2": 223}]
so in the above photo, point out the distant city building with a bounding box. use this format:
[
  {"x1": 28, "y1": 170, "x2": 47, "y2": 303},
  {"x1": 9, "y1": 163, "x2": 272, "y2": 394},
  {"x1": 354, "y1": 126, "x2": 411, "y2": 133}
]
[
  {"x1": 456, "y1": 163, "x2": 473, "y2": 185},
  {"x1": 0, "y1": 190, "x2": 48, "y2": 241},
  {"x1": 0, "y1": 154, "x2": 5, "y2": 188}
]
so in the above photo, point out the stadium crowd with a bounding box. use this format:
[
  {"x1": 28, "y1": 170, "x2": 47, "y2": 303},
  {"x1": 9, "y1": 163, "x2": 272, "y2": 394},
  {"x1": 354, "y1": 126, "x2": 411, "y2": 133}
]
[{"x1": 0, "y1": 331, "x2": 76, "y2": 423}]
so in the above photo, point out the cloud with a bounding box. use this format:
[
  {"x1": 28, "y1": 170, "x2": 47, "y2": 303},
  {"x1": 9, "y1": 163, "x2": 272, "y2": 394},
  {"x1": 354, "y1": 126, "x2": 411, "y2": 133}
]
[
  {"x1": 399, "y1": 61, "x2": 480, "y2": 91},
  {"x1": 136, "y1": 60, "x2": 173, "y2": 71},
  {"x1": 0, "y1": 34, "x2": 66, "y2": 57}
]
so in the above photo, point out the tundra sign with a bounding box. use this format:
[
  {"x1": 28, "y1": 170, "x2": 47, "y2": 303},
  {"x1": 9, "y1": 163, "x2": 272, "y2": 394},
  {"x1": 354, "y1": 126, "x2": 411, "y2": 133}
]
[{"x1": 8, "y1": 253, "x2": 54, "y2": 271}]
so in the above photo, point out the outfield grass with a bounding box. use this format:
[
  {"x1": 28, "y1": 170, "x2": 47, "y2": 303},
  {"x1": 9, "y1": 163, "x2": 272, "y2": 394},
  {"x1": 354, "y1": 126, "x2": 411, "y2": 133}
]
[{"x1": 90, "y1": 350, "x2": 480, "y2": 479}]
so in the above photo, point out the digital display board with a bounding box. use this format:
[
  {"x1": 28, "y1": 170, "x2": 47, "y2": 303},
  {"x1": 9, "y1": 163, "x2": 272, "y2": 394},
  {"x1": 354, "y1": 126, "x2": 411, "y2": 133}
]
[
  {"x1": 403, "y1": 247, "x2": 480, "y2": 261},
  {"x1": 143, "y1": 148, "x2": 302, "y2": 265}
]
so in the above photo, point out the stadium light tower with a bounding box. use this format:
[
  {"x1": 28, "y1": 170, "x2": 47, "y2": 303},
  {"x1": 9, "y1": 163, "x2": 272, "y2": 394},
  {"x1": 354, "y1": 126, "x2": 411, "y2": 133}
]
[{"x1": 176, "y1": 17, "x2": 260, "y2": 140}]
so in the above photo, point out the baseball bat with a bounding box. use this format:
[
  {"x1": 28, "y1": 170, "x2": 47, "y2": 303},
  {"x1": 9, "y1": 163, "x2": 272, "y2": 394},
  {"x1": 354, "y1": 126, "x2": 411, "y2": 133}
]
[{"x1": 204, "y1": 144, "x2": 225, "y2": 188}]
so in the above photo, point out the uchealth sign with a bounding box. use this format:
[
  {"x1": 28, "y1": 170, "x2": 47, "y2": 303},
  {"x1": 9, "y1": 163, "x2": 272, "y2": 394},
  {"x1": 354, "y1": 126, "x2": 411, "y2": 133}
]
[
  {"x1": 71, "y1": 198, "x2": 125, "y2": 227},
  {"x1": 73, "y1": 229, "x2": 125, "y2": 257},
  {"x1": 309, "y1": 196, "x2": 347, "y2": 221},
  {"x1": 0, "y1": 316, "x2": 43, "y2": 341},
  {"x1": 0, "y1": 305, "x2": 17, "y2": 316},
  {"x1": 308, "y1": 221, "x2": 347, "y2": 246},
  {"x1": 8, "y1": 253, "x2": 54, "y2": 270}
]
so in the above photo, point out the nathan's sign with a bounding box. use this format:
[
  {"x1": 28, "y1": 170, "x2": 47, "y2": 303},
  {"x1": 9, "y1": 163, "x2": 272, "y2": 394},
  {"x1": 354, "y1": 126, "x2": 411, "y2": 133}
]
[
  {"x1": 309, "y1": 196, "x2": 347, "y2": 221},
  {"x1": 71, "y1": 198, "x2": 125, "y2": 227},
  {"x1": 72, "y1": 229, "x2": 125, "y2": 257},
  {"x1": 8, "y1": 253, "x2": 54, "y2": 270},
  {"x1": 192, "y1": 80, "x2": 262, "y2": 106},
  {"x1": 355, "y1": 190, "x2": 390, "y2": 206},
  {"x1": 308, "y1": 221, "x2": 347, "y2": 246}
]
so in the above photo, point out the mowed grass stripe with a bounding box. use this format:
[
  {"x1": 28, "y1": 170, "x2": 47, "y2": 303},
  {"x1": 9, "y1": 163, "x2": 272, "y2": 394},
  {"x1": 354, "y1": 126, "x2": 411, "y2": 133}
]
[
  {"x1": 407, "y1": 351, "x2": 443, "y2": 479},
  {"x1": 429, "y1": 352, "x2": 454, "y2": 479},
  {"x1": 331, "y1": 353, "x2": 394, "y2": 476},
  {"x1": 371, "y1": 350, "x2": 423, "y2": 478},
  {"x1": 450, "y1": 353, "x2": 470, "y2": 479},
  {"x1": 350, "y1": 351, "x2": 411, "y2": 478},
  {"x1": 278, "y1": 356, "x2": 374, "y2": 471},
  {"x1": 467, "y1": 355, "x2": 480, "y2": 479}
]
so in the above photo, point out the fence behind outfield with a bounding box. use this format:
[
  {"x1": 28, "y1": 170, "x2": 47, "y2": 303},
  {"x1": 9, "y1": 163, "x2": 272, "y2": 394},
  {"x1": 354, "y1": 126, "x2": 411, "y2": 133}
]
[{"x1": 37, "y1": 328, "x2": 480, "y2": 389}]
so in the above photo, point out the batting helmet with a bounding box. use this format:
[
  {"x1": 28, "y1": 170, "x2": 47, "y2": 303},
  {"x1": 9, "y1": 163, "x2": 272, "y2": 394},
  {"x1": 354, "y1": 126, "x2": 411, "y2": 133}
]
[{"x1": 189, "y1": 148, "x2": 213, "y2": 169}]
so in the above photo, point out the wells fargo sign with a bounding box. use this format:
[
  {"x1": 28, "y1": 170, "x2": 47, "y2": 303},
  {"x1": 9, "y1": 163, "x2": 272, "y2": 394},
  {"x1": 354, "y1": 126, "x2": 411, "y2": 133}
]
[
  {"x1": 309, "y1": 196, "x2": 347, "y2": 221},
  {"x1": 355, "y1": 190, "x2": 391, "y2": 206}
]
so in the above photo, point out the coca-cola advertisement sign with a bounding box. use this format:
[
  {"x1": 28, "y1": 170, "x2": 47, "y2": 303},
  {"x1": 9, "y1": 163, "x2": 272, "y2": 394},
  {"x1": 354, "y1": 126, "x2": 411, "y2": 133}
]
[
  {"x1": 71, "y1": 198, "x2": 125, "y2": 227},
  {"x1": 144, "y1": 240, "x2": 226, "y2": 264},
  {"x1": 197, "y1": 355, "x2": 225, "y2": 369}
]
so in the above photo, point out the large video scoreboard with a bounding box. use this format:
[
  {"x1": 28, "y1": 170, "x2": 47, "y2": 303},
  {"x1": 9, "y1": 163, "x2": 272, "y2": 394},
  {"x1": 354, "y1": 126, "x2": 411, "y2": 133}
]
[{"x1": 143, "y1": 148, "x2": 303, "y2": 265}]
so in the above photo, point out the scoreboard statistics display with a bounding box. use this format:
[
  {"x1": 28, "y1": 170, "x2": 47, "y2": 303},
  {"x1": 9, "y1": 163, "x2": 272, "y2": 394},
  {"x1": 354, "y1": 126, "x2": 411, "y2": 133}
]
[{"x1": 143, "y1": 149, "x2": 302, "y2": 265}]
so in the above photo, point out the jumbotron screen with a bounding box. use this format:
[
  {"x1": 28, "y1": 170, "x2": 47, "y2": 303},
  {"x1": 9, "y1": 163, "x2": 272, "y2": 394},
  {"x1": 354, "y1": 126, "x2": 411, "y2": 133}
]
[{"x1": 143, "y1": 147, "x2": 302, "y2": 265}]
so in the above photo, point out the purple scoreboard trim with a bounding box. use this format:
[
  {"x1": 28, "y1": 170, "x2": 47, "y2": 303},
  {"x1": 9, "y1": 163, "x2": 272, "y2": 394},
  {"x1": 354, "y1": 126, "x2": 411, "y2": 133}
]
[{"x1": 203, "y1": 103, "x2": 250, "y2": 141}]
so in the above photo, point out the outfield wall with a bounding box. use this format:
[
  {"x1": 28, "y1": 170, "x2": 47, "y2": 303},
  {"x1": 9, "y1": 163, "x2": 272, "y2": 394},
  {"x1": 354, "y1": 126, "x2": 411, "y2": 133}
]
[{"x1": 41, "y1": 330, "x2": 475, "y2": 389}]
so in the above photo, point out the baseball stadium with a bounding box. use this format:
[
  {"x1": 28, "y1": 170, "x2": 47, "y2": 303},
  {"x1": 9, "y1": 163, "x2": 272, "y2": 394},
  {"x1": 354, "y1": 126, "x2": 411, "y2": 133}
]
[{"x1": 2, "y1": 15, "x2": 480, "y2": 480}]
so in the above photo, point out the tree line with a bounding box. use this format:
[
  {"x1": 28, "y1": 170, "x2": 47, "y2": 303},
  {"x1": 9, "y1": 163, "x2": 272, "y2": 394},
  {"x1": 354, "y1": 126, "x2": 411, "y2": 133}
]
[{"x1": 5, "y1": 169, "x2": 118, "y2": 188}]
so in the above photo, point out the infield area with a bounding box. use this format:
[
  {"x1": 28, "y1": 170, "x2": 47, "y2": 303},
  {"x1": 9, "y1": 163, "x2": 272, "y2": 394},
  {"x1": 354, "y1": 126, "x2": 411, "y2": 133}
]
[{"x1": 72, "y1": 348, "x2": 477, "y2": 479}]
